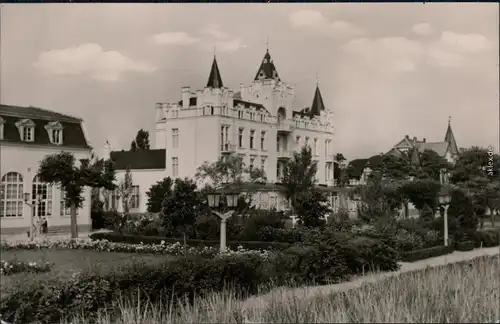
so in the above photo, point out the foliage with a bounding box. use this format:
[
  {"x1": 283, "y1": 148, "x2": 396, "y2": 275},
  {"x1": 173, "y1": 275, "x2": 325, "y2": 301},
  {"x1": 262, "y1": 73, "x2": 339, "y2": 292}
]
[
  {"x1": 146, "y1": 177, "x2": 173, "y2": 213},
  {"x1": 419, "y1": 204, "x2": 435, "y2": 226},
  {"x1": 130, "y1": 128, "x2": 150, "y2": 151},
  {"x1": 378, "y1": 154, "x2": 411, "y2": 180},
  {"x1": 450, "y1": 146, "x2": 494, "y2": 183},
  {"x1": 37, "y1": 152, "x2": 116, "y2": 238},
  {"x1": 400, "y1": 245, "x2": 454, "y2": 262},
  {"x1": 418, "y1": 149, "x2": 451, "y2": 181},
  {"x1": 117, "y1": 167, "x2": 133, "y2": 213},
  {"x1": 400, "y1": 179, "x2": 441, "y2": 212},
  {"x1": 0, "y1": 260, "x2": 53, "y2": 275},
  {"x1": 455, "y1": 240, "x2": 475, "y2": 251},
  {"x1": 469, "y1": 229, "x2": 500, "y2": 248},
  {"x1": 280, "y1": 146, "x2": 331, "y2": 226},
  {"x1": 239, "y1": 209, "x2": 285, "y2": 241},
  {"x1": 393, "y1": 229, "x2": 425, "y2": 252},
  {"x1": 447, "y1": 187, "x2": 478, "y2": 233}
]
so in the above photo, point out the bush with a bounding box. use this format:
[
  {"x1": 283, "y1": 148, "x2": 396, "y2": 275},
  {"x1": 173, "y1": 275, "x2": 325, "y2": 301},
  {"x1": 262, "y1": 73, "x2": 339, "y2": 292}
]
[
  {"x1": 455, "y1": 240, "x2": 475, "y2": 251},
  {"x1": 240, "y1": 209, "x2": 286, "y2": 241},
  {"x1": 393, "y1": 229, "x2": 425, "y2": 252},
  {"x1": 272, "y1": 245, "x2": 323, "y2": 284},
  {"x1": 470, "y1": 229, "x2": 500, "y2": 248},
  {"x1": 400, "y1": 245, "x2": 454, "y2": 262},
  {"x1": 0, "y1": 254, "x2": 269, "y2": 324},
  {"x1": 89, "y1": 232, "x2": 291, "y2": 251},
  {"x1": 344, "y1": 236, "x2": 400, "y2": 273}
]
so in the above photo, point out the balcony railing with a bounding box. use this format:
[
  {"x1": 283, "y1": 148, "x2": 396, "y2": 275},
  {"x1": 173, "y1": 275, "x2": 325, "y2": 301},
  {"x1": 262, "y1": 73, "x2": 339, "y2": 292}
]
[
  {"x1": 221, "y1": 142, "x2": 236, "y2": 153},
  {"x1": 277, "y1": 120, "x2": 292, "y2": 133},
  {"x1": 277, "y1": 150, "x2": 292, "y2": 159}
]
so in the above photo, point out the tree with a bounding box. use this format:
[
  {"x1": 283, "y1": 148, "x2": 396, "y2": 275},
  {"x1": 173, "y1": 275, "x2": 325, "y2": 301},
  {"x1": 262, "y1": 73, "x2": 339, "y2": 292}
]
[
  {"x1": 130, "y1": 129, "x2": 150, "y2": 151},
  {"x1": 377, "y1": 154, "x2": 411, "y2": 181},
  {"x1": 38, "y1": 152, "x2": 116, "y2": 238},
  {"x1": 146, "y1": 177, "x2": 173, "y2": 213},
  {"x1": 281, "y1": 146, "x2": 330, "y2": 227},
  {"x1": 447, "y1": 188, "x2": 478, "y2": 237},
  {"x1": 117, "y1": 167, "x2": 133, "y2": 213},
  {"x1": 419, "y1": 149, "x2": 452, "y2": 181},
  {"x1": 419, "y1": 204, "x2": 434, "y2": 226},
  {"x1": 161, "y1": 178, "x2": 203, "y2": 254},
  {"x1": 195, "y1": 154, "x2": 266, "y2": 209},
  {"x1": 401, "y1": 179, "x2": 442, "y2": 213}
]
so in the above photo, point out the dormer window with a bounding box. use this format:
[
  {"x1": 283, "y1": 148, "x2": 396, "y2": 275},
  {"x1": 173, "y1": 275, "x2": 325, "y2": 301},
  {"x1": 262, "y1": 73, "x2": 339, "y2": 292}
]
[
  {"x1": 15, "y1": 119, "x2": 36, "y2": 142},
  {"x1": 0, "y1": 117, "x2": 4, "y2": 140},
  {"x1": 45, "y1": 121, "x2": 64, "y2": 145}
]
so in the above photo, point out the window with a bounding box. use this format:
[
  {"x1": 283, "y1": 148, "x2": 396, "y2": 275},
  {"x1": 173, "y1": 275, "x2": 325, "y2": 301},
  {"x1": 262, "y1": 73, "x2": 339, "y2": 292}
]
[
  {"x1": 325, "y1": 139, "x2": 332, "y2": 157},
  {"x1": 238, "y1": 128, "x2": 244, "y2": 148},
  {"x1": 221, "y1": 126, "x2": 230, "y2": 151},
  {"x1": 295, "y1": 136, "x2": 301, "y2": 146},
  {"x1": 261, "y1": 157, "x2": 267, "y2": 170},
  {"x1": 172, "y1": 128, "x2": 179, "y2": 148},
  {"x1": 313, "y1": 138, "x2": 318, "y2": 155},
  {"x1": 60, "y1": 191, "x2": 80, "y2": 216},
  {"x1": 52, "y1": 129, "x2": 62, "y2": 144},
  {"x1": 130, "y1": 186, "x2": 140, "y2": 209},
  {"x1": 172, "y1": 157, "x2": 179, "y2": 177},
  {"x1": 276, "y1": 137, "x2": 280, "y2": 152},
  {"x1": 211, "y1": 106, "x2": 214, "y2": 115},
  {"x1": 249, "y1": 130, "x2": 255, "y2": 149},
  {"x1": 23, "y1": 126, "x2": 34, "y2": 141},
  {"x1": 32, "y1": 175, "x2": 53, "y2": 217},
  {"x1": 260, "y1": 114, "x2": 265, "y2": 122},
  {"x1": 305, "y1": 137, "x2": 309, "y2": 148},
  {"x1": 249, "y1": 157, "x2": 255, "y2": 170},
  {"x1": 0, "y1": 172, "x2": 24, "y2": 217},
  {"x1": 238, "y1": 110, "x2": 243, "y2": 119},
  {"x1": 260, "y1": 131, "x2": 266, "y2": 150},
  {"x1": 0, "y1": 117, "x2": 4, "y2": 140}
]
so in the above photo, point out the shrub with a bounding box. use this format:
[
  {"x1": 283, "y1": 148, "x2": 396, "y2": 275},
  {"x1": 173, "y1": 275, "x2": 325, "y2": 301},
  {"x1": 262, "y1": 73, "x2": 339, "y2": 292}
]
[
  {"x1": 240, "y1": 209, "x2": 286, "y2": 241},
  {"x1": 400, "y1": 245, "x2": 454, "y2": 262},
  {"x1": 88, "y1": 232, "x2": 291, "y2": 251},
  {"x1": 344, "y1": 236, "x2": 400, "y2": 273},
  {"x1": 455, "y1": 240, "x2": 475, "y2": 251},
  {"x1": 393, "y1": 229, "x2": 424, "y2": 252},
  {"x1": 102, "y1": 211, "x2": 123, "y2": 231},
  {"x1": 0, "y1": 260, "x2": 53, "y2": 275},
  {"x1": 272, "y1": 245, "x2": 323, "y2": 284},
  {"x1": 470, "y1": 230, "x2": 500, "y2": 248}
]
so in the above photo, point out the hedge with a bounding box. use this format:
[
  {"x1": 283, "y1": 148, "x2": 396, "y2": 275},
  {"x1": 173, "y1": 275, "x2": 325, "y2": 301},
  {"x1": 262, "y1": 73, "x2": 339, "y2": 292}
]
[
  {"x1": 455, "y1": 240, "x2": 475, "y2": 252},
  {"x1": 472, "y1": 229, "x2": 500, "y2": 248},
  {"x1": 89, "y1": 232, "x2": 292, "y2": 251},
  {"x1": 400, "y1": 245, "x2": 454, "y2": 262}
]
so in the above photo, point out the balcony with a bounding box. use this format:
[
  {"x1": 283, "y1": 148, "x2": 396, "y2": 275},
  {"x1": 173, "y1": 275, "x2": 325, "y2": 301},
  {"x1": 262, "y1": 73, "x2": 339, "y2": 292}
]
[
  {"x1": 277, "y1": 120, "x2": 292, "y2": 133},
  {"x1": 277, "y1": 150, "x2": 292, "y2": 160},
  {"x1": 221, "y1": 142, "x2": 236, "y2": 154}
]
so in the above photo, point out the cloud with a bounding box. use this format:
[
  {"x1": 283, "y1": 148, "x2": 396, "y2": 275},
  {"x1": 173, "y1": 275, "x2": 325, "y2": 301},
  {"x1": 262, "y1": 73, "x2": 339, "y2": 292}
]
[
  {"x1": 412, "y1": 23, "x2": 433, "y2": 36},
  {"x1": 152, "y1": 31, "x2": 200, "y2": 45},
  {"x1": 33, "y1": 43, "x2": 156, "y2": 81},
  {"x1": 216, "y1": 38, "x2": 248, "y2": 53},
  {"x1": 202, "y1": 24, "x2": 230, "y2": 40},
  {"x1": 439, "y1": 31, "x2": 493, "y2": 53},
  {"x1": 289, "y1": 9, "x2": 364, "y2": 38}
]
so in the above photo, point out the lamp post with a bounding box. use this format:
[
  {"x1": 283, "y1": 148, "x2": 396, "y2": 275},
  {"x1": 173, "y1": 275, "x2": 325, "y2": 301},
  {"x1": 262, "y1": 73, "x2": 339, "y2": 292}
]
[
  {"x1": 24, "y1": 193, "x2": 42, "y2": 241},
  {"x1": 207, "y1": 190, "x2": 239, "y2": 252},
  {"x1": 438, "y1": 188, "x2": 451, "y2": 247}
]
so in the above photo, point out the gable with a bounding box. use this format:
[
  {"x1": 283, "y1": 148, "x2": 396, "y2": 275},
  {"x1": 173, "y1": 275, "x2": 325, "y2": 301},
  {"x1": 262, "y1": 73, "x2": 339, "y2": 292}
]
[{"x1": 394, "y1": 137, "x2": 414, "y2": 149}]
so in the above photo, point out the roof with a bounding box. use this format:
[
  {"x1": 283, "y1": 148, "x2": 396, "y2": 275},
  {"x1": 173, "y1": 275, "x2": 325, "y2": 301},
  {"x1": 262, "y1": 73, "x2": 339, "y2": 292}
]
[
  {"x1": 110, "y1": 149, "x2": 166, "y2": 170},
  {"x1": 206, "y1": 56, "x2": 224, "y2": 88},
  {"x1": 0, "y1": 104, "x2": 82, "y2": 122},
  {"x1": 233, "y1": 99, "x2": 269, "y2": 113},
  {"x1": 0, "y1": 104, "x2": 90, "y2": 149},
  {"x1": 444, "y1": 121, "x2": 459, "y2": 155},
  {"x1": 254, "y1": 49, "x2": 281, "y2": 81},
  {"x1": 310, "y1": 85, "x2": 326, "y2": 116},
  {"x1": 416, "y1": 142, "x2": 450, "y2": 157}
]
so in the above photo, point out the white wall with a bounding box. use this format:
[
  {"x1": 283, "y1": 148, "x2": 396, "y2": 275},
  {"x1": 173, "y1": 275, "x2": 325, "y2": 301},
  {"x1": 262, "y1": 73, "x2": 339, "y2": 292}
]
[{"x1": 0, "y1": 143, "x2": 92, "y2": 232}]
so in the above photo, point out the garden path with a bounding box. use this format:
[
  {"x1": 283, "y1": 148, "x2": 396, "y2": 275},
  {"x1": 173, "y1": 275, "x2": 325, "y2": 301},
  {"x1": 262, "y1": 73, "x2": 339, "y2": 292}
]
[{"x1": 241, "y1": 246, "x2": 500, "y2": 310}]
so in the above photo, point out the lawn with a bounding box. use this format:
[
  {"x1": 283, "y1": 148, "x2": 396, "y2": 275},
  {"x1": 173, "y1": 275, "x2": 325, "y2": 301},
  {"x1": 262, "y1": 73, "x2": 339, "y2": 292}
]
[
  {"x1": 66, "y1": 254, "x2": 499, "y2": 324},
  {"x1": 0, "y1": 249, "x2": 175, "y2": 298}
]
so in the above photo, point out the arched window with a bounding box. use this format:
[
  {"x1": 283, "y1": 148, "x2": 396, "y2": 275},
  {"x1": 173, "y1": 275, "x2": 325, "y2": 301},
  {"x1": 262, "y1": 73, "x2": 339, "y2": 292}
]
[
  {"x1": 32, "y1": 175, "x2": 53, "y2": 217},
  {"x1": 0, "y1": 172, "x2": 24, "y2": 217}
]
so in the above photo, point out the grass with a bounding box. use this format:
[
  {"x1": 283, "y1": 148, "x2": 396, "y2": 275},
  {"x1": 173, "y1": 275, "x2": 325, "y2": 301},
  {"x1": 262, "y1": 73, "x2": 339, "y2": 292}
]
[
  {"x1": 0, "y1": 249, "x2": 175, "y2": 298},
  {"x1": 65, "y1": 254, "x2": 500, "y2": 324}
]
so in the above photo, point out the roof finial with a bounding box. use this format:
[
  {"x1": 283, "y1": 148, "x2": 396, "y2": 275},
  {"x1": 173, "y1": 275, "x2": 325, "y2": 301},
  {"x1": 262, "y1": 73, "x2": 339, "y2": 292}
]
[
  {"x1": 266, "y1": 36, "x2": 269, "y2": 52},
  {"x1": 448, "y1": 115, "x2": 451, "y2": 125},
  {"x1": 213, "y1": 44, "x2": 216, "y2": 57},
  {"x1": 316, "y1": 72, "x2": 319, "y2": 86}
]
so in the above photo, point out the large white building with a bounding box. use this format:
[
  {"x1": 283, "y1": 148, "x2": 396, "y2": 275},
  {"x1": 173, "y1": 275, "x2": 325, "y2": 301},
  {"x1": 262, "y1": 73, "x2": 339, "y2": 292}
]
[
  {"x1": 0, "y1": 105, "x2": 92, "y2": 235},
  {"x1": 109, "y1": 49, "x2": 341, "y2": 213}
]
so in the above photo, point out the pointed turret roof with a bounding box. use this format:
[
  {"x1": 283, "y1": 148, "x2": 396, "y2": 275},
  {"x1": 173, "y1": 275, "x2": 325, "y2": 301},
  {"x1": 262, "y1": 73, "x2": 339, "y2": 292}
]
[
  {"x1": 310, "y1": 85, "x2": 326, "y2": 116},
  {"x1": 206, "y1": 55, "x2": 223, "y2": 88},
  {"x1": 254, "y1": 49, "x2": 280, "y2": 81},
  {"x1": 444, "y1": 118, "x2": 459, "y2": 155}
]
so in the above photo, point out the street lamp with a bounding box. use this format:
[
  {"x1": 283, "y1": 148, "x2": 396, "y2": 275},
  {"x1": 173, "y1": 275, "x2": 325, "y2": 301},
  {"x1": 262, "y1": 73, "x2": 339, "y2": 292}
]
[
  {"x1": 24, "y1": 193, "x2": 42, "y2": 241},
  {"x1": 207, "y1": 190, "x2": 239, "y2": 252},
  {"x1": 438, "y1": 187, "x2": 452, "y2": 247}
]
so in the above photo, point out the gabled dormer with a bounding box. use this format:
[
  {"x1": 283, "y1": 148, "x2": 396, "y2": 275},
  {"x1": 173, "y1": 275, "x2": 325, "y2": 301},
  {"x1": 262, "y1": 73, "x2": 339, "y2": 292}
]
[
  {"x1": 45, "y1": 121, "x2": 64, "y2": 145},
  {"x1": 0, "y1": 116, "x2": 4, "y2": 140},
  {"x1": 15, "y1": 118, "x2": 35, "y2": 142}
]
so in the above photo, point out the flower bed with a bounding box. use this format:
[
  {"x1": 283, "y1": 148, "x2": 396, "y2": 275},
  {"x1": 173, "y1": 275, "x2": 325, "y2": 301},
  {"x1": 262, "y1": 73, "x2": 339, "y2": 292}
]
[{"x1": 0, "y1": 260, "x2": 53, "y2": 276}]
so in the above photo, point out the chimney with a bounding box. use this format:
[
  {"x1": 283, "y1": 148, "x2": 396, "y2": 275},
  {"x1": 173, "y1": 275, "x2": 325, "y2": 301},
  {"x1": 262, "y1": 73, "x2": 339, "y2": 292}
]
[
  {"x1": 413, "y1": 136, "x2": 417, "y2": 142},
  {"x1": 181, "y1": 86, "x2": 190, "y2": 109},
  {"x1": 423, "y1": 138, "x2": 426, "y2": 143},
  {"x1": 155, "y1": 103, "x2": 164, "y2": 122},
  {"x1": 405, "y1": 135, "x2": 409, "y2": 139}
]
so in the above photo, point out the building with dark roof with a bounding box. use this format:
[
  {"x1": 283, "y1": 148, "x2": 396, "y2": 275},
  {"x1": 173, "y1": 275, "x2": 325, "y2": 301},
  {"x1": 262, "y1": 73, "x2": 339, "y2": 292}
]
[
  {"x1": 0, "y1": 104, "x2": 92, "y2": 235},
  {"x1": 109, "y1": 47, "x2": 337, "y2": 214}
]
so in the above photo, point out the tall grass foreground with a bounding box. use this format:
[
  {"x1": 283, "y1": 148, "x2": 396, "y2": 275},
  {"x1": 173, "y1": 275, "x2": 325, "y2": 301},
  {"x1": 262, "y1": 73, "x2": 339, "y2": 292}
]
[{"x1": 68, "y1": 254, "x2": 500, "y2": 324}]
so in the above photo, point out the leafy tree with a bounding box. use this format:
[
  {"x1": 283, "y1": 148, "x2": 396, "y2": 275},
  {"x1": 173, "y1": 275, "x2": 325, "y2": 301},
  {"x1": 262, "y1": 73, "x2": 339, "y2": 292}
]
[
  {"x1": 281, "y1": 146, "x2": 330, "y2": 227},
  {"x1": 401, "y1": 179, "x2": 442, "y2": 213},
  {"x1": 146, "y1": 177, "x2": 173, "y2": 213},
  {"x1": 38, "y1": 152, "x2": 116, "y2": 238},
  {"x1": 130, "y1": 129, "x2": 150, "y2": 151},
  {"x1": 450, "y1": 146, "x2": 491, "y2": 183},
  {"x1": 161, "y1": 178, "x2": 203, "y2": 253},
  {"x1": 447, "y1": 187, "x2": 478, "y2": 237},
  {"x1": 419, "y1": 149, "x2": 452, "y2": 181},
  {"x1": 117, "y1": 167, "x2": 133, "y2": 213},
  {"x1": 378, "y1": 154, "x2": 411, "y2": 180}
]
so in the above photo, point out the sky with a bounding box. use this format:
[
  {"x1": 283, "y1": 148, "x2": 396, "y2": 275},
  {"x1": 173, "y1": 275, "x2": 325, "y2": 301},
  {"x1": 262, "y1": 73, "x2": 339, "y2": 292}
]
[{"x1": 1, "y1": 3, "x2": 498, "y2": 160}]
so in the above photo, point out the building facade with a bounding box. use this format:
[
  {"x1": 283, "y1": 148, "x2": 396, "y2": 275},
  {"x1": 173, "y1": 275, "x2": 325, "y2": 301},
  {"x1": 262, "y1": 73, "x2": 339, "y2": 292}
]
[
  {"x1": 0, "y1": 105, "x2": 92, "y2": 235},
  {"x1": 110, "y1": 49, "x2": 337, "y2": 213}
]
